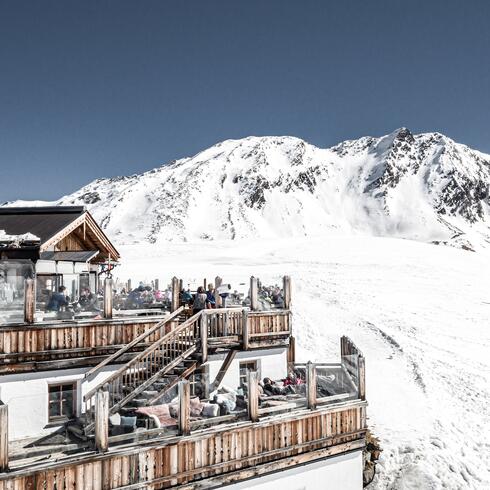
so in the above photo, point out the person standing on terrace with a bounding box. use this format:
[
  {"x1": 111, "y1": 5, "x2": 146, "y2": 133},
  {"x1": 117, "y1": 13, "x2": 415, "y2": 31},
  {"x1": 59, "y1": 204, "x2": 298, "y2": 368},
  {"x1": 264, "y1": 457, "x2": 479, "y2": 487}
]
[
  {"x1": 193, "y1": 286, "x2": 208, "y2": 315},
  {"x1": 206, "y1": 283, "x2": 216, "y2": 308}
]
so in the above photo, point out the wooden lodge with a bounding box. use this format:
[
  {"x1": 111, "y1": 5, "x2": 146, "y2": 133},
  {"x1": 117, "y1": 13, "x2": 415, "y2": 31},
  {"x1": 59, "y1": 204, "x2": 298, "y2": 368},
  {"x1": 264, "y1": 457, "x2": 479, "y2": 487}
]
[{"x1": 0, "y1": 208, "x2": 368, "y2": 489}]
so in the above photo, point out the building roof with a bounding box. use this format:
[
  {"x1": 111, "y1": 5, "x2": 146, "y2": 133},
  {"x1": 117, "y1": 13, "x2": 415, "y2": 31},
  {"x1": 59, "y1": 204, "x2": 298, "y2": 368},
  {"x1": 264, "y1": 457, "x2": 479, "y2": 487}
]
[
  {"x1": 0, "y1": 207, "x2": 85, "y2": 244},
  {"x1": 39, "y1": 250, "x2": 100, "y2": 262},
  {"x1": 0, "y1": 206, "x2": 120, "y2": 262}
]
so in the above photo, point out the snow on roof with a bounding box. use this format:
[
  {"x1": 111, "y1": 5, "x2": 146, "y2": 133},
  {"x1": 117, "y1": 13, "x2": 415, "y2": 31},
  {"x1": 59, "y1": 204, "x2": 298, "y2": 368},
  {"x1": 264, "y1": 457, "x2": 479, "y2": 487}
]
[{"x1": 0, "y1": 229, "x2": 41, "y2": 246}]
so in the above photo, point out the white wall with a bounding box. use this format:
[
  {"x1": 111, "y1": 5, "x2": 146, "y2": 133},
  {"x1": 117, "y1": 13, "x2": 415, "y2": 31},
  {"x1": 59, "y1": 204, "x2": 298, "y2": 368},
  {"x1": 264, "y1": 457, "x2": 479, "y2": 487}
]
[
  {"x1": 225, "y1": 450, "x2": 363, "y2": 490},
  {"x1": 0, "y1": 365, "x2": 120, "y2": 440},
  {"x1": 207, "y1": 347, "x2": 288, "y2": 391}
]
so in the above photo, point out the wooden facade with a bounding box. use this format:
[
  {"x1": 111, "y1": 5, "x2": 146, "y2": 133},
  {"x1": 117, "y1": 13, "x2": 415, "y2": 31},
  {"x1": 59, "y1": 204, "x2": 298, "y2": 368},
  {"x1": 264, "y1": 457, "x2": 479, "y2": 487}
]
[{"x1": 0, "y1": 400, "x2": 367, "y2": 489}]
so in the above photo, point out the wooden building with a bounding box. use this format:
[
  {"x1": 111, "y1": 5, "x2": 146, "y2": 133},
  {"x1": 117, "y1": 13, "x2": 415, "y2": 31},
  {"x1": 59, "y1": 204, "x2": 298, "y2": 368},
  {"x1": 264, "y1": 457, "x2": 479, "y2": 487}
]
[{"x1": 0, "y1": 211, "x2": 368, "y2": 489}]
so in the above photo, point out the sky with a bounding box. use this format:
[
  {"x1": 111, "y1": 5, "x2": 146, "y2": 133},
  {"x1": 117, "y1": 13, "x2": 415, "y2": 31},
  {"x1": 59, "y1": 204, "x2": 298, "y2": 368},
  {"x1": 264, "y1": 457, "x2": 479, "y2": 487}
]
[{"x1": 1, "y1": 0, "x2": 490, "y2": 201}]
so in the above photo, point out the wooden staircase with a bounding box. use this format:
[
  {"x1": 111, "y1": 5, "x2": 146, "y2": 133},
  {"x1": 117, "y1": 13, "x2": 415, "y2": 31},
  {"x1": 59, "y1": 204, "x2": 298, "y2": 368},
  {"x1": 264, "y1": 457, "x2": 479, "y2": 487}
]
[{"x1": 82, "y1": 309, "x2": 204, "y2": 433}]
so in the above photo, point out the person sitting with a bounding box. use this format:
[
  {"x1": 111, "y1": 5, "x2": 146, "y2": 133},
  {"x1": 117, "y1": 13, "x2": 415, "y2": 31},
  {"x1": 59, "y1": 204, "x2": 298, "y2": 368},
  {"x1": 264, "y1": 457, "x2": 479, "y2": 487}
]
[
  {"x1": 180, "y1": 288, "x2": 193, "y2": 306},
  {"x1": 47, "y1": 286, "x2": 69, "y2": 311},
  {"x1": 206, "y1": 284, "x2": 216, "y2": 308},
  {"x1": 193, "y1": 286, "x2": 208, "y2": 314},
  {"x1": 79, "y1": 288, "x2": 98, "y2": 311}
]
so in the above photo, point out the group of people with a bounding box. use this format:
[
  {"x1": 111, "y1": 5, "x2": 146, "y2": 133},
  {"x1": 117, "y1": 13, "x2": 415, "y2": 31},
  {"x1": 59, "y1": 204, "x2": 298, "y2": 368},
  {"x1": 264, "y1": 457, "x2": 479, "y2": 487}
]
[
  {"x1": 46, "y1": 286, "x2": 99, "y2": 312},
  {"x1": 189, "y1": 283, "x2": 235, "y2": 314}
]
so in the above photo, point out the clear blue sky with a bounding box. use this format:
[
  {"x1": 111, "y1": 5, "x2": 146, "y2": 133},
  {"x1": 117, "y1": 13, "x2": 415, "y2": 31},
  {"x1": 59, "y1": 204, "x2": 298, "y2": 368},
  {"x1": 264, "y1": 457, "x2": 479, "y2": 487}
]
[{"x1": 1, "y1": 0, "x2": 489, "y2": 201}]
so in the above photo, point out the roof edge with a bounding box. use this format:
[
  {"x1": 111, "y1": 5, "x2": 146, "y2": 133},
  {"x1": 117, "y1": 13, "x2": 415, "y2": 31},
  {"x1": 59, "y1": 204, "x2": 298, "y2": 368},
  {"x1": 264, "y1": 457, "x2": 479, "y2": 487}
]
[{"x1": 0, "y1": 206, "x2": 86, "y2": 215}]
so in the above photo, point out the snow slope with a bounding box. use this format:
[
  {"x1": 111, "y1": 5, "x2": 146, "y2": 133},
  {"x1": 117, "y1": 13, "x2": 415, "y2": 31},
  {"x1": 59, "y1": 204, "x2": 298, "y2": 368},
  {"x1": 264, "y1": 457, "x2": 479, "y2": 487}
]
[
  {"x1": 7, "y1": 128, "x2": 490, "y2": 250},
  {"x1": 114, "y1": 236, "x2": 490, "y2": 489}
]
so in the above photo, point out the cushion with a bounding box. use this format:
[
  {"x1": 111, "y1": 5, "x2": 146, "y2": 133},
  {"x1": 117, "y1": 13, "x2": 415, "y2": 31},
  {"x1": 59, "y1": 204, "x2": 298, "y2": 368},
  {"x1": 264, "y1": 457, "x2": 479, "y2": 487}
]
[
  {"x1": 201, "y1": 403, "x2": 219, "y2": 417},
  {"x1": 120, "y1": 416, "x2": 137, "y2": 428},
  {"x1": 190, "y1": 397, "x2": 204, "y2": 417}
]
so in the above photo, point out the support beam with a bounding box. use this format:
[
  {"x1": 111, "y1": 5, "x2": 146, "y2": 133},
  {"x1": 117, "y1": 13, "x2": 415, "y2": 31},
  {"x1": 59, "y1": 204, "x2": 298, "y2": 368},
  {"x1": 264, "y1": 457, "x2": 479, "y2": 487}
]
[
  {"x1": 247, "y1": 370, "x2": 259, "y2": 422},
  {"x1": 242, "y1": 309, "x2": 249, "y2": 350},
  {"x1": 154, "y1": 278, "x2": 159, "y2": 291},
  {"x1": 0, "y1": 404, "x2": 8, "y2": 472},
  {"x1": 283, "y1": 275, "x2": 292, "y2": 309},
  {"x1": 306, "y1": 361, "x2": 317, "y2": 410},
  {"x1": 215, "y1": 276, "x2": 223, "y2": 308},
  {"x1": 24, "y1": 278, "x2": 35, "y2": 324},
  {"x1": 95, "y1": 390, "x2": 109, "y2": 453},
  {"x1": 171, "y1": 276, "x2": 180, "y2": 312},
  {"x1": 250, "y1": 276, "x2": 258, "y2": 311},
  {"x1": 358, "y1": 355, "x2": 366, "y2": 400},
  {"x1": 211, "y1": 350, "x2": 237, "y2": 391},
  {"x1": 178, "y1": 380, "x2": 190, "y2": 436},
  {"x1": 200, "y1": 313, "x2": 208, "y2": 363},
  {"x1": 287, "y1": 336, "x2": 296, "y2": 364},
  {"x1": 103, "y1": 277, "x2": 113, "y2": 319},
  {"x1": 127, "y1": 279, "x2": 131, "y2": 291}
]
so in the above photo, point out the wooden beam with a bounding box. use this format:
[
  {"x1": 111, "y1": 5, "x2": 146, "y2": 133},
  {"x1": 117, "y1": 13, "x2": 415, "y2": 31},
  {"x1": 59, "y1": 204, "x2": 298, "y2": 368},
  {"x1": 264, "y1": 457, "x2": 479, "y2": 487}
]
[
  {"x1": 154, "y1": 278, "x2": 159, "y2": 291},
  {"x1": 171, "y1": 276, "x2": 180, "y2": 312},
  {"x1": 247, "y1": 370, "x2": 259, "y2": 422},
  {"x1": 306, "y1": 361, "x2": 317, "y2": 410},
  {"x1": 0, "y1": 404, "x2": 8, "y2": 472},
  {"x1": 242, "y1": 309, "x2": 249, "y2": 350},
  {"x1": 95, "y1": 390, "x2": 109, "y2": 453},
  {"x1": 24, "y1": 278, "x2": 35, "y2": 324},
  {"x1": 287, "y1": 335, "x2": 296, "y2": 364},
  {"x1": 250, "y1": 276, "x2": 258, "y2": 311},
  {"x1": 283, "y1": 275, "x2": 292, "y2": 309},
  {"x1": 103, "y1": 277, "x2": 113, "y2": 319},
  {"x1": 215, "y1": 276, "x2": 222, "y2": 307},
  {"x1": 211, "y1": 350, "x2": 237, "y2": 391},
  {"x1": 178, "y1": 380, "x2": 190, "y2": 436},
  {"x1": 200, "y1": 313, "x2": 208, "y2": 363},
  {"x1": 358, "y1": 355, "x2": 366, "y2": 400}
]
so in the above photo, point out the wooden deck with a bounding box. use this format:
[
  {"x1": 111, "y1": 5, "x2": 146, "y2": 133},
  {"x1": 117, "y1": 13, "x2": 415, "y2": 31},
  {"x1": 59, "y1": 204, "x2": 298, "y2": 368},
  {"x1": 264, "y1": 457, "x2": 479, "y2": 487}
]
[
  {"x1": 0, "y1": 399, "x2": 367, "y2": 489},
  {"x1": 0, "y1": 309, "x2": 292, "y2": 373}
]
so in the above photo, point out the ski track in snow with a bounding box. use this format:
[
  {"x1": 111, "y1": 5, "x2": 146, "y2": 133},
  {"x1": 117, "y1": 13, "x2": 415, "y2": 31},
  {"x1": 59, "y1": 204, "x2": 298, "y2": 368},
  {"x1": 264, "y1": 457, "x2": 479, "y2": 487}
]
[{"x1": 115, "y1": 235, "x2": 490, "y2": 489}]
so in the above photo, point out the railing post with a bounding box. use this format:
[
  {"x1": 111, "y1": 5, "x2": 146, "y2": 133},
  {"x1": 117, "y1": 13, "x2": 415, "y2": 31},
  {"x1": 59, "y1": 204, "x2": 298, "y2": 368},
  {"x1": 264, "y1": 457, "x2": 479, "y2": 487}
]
[
  {"x1": 358, "y1": 355, "x2": 366, "y2": 400},
  {"x1": 24, "y1": 277, "x2": 36, "y2": 324},
  {"x1": 171, "y1": 276, "x2": 180, "y2": 312},
  {"x1": 154, "y1": 278, "x2": 159, "y2": 291},
  {"x1": 95, "y1": 390, "x2": 109, "y2": 453},
  {"x1": 306, "y1": 361, "x2": 317, "y2": 410},
  {"x1": 215, "y1": 276, "x2": 222, "y2": 307},
  {"x1": 247, "y1": 370, "x2": 259, "y2": 422},
  {"x1": 242, "y1": 308, "x2": 249, "y2": 350},
  {"x1": 127, "y1": 278, "x2": 131, "y2": 291},
  {"x1": 283, "y1": 275, "x2": 292, "y2": 310},
  {"x1": 178, "y1": 380, "x2": 190, "y2": 435},
  {"x1": 200, "y1": 313, "x2": 208, "y2": 363},
  {"x1": 103, "y1": 277, "x2": 113, "y2": 319},
  {"x1": 250, "y1": 276, "x2": 258, "y2": 311},
  {"x1": 0, "y1": 404, "x2": 8, "y2": 472},
  {"x1": 287, "y1": 336, "x2": 296, "y2": 364}
]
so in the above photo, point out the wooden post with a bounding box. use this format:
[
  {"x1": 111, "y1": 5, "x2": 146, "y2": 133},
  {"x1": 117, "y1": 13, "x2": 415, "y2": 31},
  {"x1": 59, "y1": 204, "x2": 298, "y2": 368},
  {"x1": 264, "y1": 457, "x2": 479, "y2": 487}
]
[
  {"x1": 179, "y1": 279, "x2": 183, "y2": 293},
  {"x1": 358, "y1": 355, "x2": 366, "y2": 400},
  {"x1": 171, "y1": 276, "x2": 180, "y2": 312},
  {"x1": 0, "y1": 404, "x2": 8, "y2": 472},
  {"x1": 247, "y1": 370, "x2": 259, "y2": 422},
  {"x1": 242, "y1": 308, "x2": 249, "y2": 350},
  {"x1": 200, "y1": 313, "x2": 208, "y2": 363},
  {"x1": 283, "y1": 275, "x2": 292, "y2": 310},
  {"x1": 95, "y1": 390, "x2": 109, "y2": 453},
  {"x1": 24, "y1": 277, "x2": 35, "y2": 324},
  {"x1": 287, "y1": 336, "x2": 296, "y2": 364},
  {"x1": 215, "y1": 276, "x2": 222, "y2": 307},
  {"x1": 203, "y1": 278, "x2": 207, "y2": 290},
  {"x1": 250, "y1": 276, "x2": 258, "y2": 311},
  {"x1": 127, "y1": 279, "x2": 131, "y2": 291},
  {"x1": 103, "y1": 277, "x2": 113, "y2": 319},
  {"x1": 306, "y1": 361, "x2": 317, "y2": 410},
  {"x1": 178, "y1": 380, "x2": 190, "y2": 435},
  {"x1": 154, "y1": 278, "x2": 159, "y2": 291}
]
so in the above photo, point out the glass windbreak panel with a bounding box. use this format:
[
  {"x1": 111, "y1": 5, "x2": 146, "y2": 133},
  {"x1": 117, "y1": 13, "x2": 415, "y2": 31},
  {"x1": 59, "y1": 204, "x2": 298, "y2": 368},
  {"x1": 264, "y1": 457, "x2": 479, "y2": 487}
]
[
  {"x1": 0, "y1": 260, "x2": 34, "y2": 324},
  {"x1": 316, "y1": 358, "x2": 359, "y2": 403}
]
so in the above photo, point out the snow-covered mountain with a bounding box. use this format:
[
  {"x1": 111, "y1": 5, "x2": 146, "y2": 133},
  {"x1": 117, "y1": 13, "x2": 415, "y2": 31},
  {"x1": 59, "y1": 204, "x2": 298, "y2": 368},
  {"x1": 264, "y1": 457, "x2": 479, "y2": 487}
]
[{"x1": 8, "y1": 128, "x2": 490, "y2": 249}]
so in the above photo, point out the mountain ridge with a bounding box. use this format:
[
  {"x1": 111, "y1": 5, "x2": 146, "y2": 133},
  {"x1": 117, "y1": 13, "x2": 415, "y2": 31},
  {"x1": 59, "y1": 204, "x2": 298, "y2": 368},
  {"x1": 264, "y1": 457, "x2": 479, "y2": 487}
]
[{"x1": 5, "y1": 128, "x2": 490, "y2": 249}]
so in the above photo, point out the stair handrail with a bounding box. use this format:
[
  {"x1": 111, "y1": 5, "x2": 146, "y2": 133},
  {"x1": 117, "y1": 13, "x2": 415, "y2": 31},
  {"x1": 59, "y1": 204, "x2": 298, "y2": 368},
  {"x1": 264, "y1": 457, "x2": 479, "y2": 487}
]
[
  {"x1": 83, "y1": 309, "x2": 203, "y2": 403},
  {"x1": 84, "y1": 306, "x2": 184, "y2": 380}
]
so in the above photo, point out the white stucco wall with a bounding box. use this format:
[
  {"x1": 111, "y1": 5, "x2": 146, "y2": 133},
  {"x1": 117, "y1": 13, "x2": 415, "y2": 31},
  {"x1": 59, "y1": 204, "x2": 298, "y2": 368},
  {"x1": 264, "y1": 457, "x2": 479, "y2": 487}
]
[
  {"x1": 0, "y1": 365, "x2": 121, "y2": 440},
  {"x1": 225, "y1": 450, "x2": 363, "y2": 490},
  {"x1": 207, "y1": 347, "x2": 288, "y2": 391}
]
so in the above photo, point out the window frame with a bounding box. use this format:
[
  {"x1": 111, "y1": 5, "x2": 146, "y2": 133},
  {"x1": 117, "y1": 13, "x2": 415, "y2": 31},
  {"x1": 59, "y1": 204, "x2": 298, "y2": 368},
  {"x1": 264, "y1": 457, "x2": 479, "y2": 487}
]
[
  {"x1": 47, "y1": 381, "x2": 77, "y2": 423},
  {"x1": 239, "y1": 360, "x2": 258, "y2": 388}
]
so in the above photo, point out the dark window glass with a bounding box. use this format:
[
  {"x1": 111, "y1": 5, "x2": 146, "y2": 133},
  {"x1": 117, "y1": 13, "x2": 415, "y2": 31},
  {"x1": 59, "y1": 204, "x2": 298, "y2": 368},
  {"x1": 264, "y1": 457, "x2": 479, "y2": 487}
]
[{"x1": 48, "y1": 383, "x2": 76, "y2": 421}]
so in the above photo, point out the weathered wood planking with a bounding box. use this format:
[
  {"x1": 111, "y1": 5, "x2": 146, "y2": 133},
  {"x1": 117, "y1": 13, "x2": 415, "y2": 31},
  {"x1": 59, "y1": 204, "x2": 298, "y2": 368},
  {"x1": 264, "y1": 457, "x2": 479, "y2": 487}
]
[
  {"x1": 0, "y1": 403, "x2": 367, "y2": 489},
  {"x1": 248, "y1": 310, "x2": 291, "y2": 335}
]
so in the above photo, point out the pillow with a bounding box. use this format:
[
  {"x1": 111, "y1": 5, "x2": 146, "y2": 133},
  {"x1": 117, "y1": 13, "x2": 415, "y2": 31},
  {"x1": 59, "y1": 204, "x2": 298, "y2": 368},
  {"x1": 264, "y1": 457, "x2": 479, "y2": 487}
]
[
  {"x1": 190, "y1": 397, "x2": 203, "y2": 417},
  {"x1": 120, "y1": 416, "x2": 137, "y2": 428},
  {"x1": 201, "y1": 403, "x2": 219, "y2": 417}
]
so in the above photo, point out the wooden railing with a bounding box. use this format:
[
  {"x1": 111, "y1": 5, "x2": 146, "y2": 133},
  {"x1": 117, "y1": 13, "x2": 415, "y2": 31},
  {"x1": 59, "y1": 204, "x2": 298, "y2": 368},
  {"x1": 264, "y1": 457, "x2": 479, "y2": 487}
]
[
  {"x1": 0, "y1": 400, "x2": 367, "y2": 488},
  {"x1": 248, "y1": 310, "x2": 291, "y2": 335},
  {"x1": 201, "y1": 307, "x2": 246, "y2": 338},
  {"x1": 83, "y1": 312, "x2": 202, "y2": 432}
]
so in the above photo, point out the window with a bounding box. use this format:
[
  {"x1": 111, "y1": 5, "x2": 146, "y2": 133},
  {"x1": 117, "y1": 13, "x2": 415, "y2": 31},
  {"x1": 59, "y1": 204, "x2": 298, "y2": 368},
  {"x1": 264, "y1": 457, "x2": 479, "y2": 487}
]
[
  {"x1": 48, "y1": 383, "x2": 77, "y2": 421},
  {"x1": 239, "y1": 361, "x2": 258, "y2": 388}
]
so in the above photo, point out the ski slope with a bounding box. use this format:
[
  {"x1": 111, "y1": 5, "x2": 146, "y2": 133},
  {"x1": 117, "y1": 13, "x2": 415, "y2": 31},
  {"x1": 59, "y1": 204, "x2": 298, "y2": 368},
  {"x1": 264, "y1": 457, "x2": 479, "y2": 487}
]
[{"x1": 115, "y1": 236, "x2": 490, "y2": 489}]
